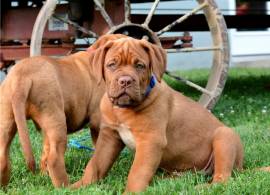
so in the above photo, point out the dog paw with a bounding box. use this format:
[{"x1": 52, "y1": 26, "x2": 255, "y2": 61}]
[
  {"x1": 40, "y1": 163, "x2": 48, "y2": 175},
  {"x1": 27, "y1": 160, "x2": 36, "y2": 173},
  {"x1": 70, "y1": 180, "x2": 84, "y2": 189},
  {"x1": 40, "y1": 168, "x2": 48, "y2": 175}
]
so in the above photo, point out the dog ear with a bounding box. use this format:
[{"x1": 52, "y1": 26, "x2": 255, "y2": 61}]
[
  {"x1": 89, "y1": 41, "x2": 114, "y2": 84},
  {"x1": 140, "y1": 40, "x2": 167, "y2": 82}
]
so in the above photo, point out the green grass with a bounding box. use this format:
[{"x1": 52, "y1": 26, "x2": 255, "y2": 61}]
[{"x1": 1, "y1": 67, "x2": 270, "y2": 194}]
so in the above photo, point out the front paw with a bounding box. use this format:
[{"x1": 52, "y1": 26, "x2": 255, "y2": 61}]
[
  {"x1": 70, "y1": 180, "x2": 84, "y2": 189},
  {"x1": 40, "y1": 162, "x2": 48, "y2": 175}
]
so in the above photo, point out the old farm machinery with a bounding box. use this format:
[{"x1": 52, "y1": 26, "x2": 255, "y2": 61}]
[{"x1": 1, "y1": 0, "x2": 230, "y2": 109}]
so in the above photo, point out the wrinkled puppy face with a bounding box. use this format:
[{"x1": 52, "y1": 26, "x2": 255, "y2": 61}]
[
  {"x1": 92, "y1": 37, "x2": 166, "y2": 107},
  {"x1": 105, "y1": 41, "x2": 151, "y2": 107}
]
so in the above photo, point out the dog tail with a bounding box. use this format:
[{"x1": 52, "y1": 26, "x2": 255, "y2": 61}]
[{"x1": 11, "y1": 78, "x2": 36, "y2": 173}]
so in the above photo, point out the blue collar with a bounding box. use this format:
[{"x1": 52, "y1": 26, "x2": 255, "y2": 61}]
[{"x1": 144, "y1": 75, "x2": 156, "y2": 97}]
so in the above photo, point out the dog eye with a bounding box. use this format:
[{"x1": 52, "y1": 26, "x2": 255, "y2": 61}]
[
  {"x1": 106, "y1": 63, "x2": 117, "y2": 70},
  {"x1": 135, "y1": 63, "x2": 145, "y2": 70}
]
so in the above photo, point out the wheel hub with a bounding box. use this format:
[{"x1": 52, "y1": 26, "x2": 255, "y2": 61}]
[{"x1": 108, "y1": 23, "x2": 161, "y2": 46}]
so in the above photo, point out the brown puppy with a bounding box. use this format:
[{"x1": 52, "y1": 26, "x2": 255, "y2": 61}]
[
  {"x1": 0, "y1": 34, "x2": 127, "y2": 187},
  {"x1": 71, "y1": 37, "x2": 245, "y2": 192}
]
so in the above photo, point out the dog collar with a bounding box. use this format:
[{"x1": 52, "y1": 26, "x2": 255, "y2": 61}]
[{"x1": 144, "y1": 75, "x2": 156, "y2": 97}]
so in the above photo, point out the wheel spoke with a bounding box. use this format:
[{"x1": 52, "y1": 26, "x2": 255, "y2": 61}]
[
  {"x1": 30, "y1": 0, "x2": 57, "y2": 56},
  {"x1": 166, "y1": 46, "x2": 221, "y2": 53},
  {"x1": 52, "y1": 14, "x2": 98, "y2": 38},
  {"x1": 124, "y1": 0, "x2": 131, "y2": 23},
  {"x1": 93, "y1": 0, "x2": 114, "y2": 28},
  {"x1": 165, "y1": 71, "x2": 213, "y2": 97},
  {"x1": 157, "y1": 1, "x2": 208, "y2": 36},
  {"x1": 143, "y1": 0, "x2": 160, "y2": 27}
]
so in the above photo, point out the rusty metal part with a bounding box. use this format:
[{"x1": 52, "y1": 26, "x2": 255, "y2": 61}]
[
  {"x1": 0, "y1": 53, "x2": 5, "y2": 69},
  {"x1": 159, "y1": 37, "x2": 181, "y2": 49},
  {"x1": 175, "y1": 31, "x2": 193, "y2": 48},
  {"x1": 1, "y1": 5, "x2": 75, "y2": 41},
  {"x1": 1, "y1": 44, "x2": 74, "y2": 61},
  {"x1": 179, "y1": 43, "x2": 193, "y2": 48},
  {"x1": 159, "y1": 33, "x2": 193, "y2": 49}
]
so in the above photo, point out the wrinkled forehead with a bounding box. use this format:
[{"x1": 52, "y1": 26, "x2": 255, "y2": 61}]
[{"x1": 105, "y1": 38, "x2": 150, "y2": 64}]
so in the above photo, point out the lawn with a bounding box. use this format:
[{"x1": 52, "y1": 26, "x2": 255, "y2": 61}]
[{"x1": 1, "y1": 67, "x2": 270, "y2": 195}]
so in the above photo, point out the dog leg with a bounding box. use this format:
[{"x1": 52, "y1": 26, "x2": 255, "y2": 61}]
[
  {"x1": 0, "y1": 119, "x2": 16, "y2": 187},
  {"x1": 89, "y1": 112, "x2": 101, "y2": 146},
  {"x1": 40, "y1": 133, "x2": 50, "y2": 175},
  {"x1": 212, "y1": 126, "x2": 243, "y2": 183},
  {"x1": 90, "y1": 127, "x2": 99, "y2": 146},
  {"x1": 47, "y1": 125, "x2": 68, "y2": 187},
  {"x1": 37, "y1": 112, "x2": 69, "y2": 187},
  {"x1": 125, "y1": 138, "x2": 166, "y2": 193},
  {"x1": 71, "y1": 127, "x2": 124, "y2": 189}
]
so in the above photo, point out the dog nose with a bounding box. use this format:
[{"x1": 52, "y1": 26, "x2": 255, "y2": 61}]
[{"x1": 118, "y1": 76, "x2": 133, "y2": 87}]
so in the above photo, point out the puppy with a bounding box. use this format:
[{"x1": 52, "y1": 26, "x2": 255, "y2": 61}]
[
  {"x1": 0, "y1": 34, "x2": 127, "y2": 187},
  {"x1": 71, "y1": 37, "x2": 266, "y2": 193}
]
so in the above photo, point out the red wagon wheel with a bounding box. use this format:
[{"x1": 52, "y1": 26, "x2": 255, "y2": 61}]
[{"x1": 30, "y1": 0, "x2": 229, "y2": 110}]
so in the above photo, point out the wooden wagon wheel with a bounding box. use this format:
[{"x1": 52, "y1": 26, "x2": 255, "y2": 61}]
[{"x1": 30, "y1": 0, "x2": 229, "y2": 110}]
